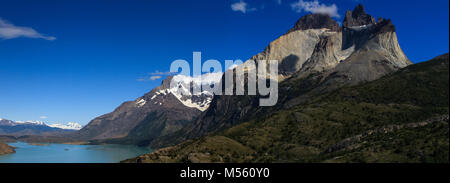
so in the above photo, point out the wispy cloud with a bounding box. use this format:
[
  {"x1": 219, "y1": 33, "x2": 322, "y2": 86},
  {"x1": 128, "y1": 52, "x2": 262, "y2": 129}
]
[
  {"x1": 231, "y1": 1, "x2": 257, "y2": 13},
  {"x1": 137, "y1": 75, "x2": 162, "y2": 82},
  {"x1": 137, "y1": 78, "x2": 147, "y2": 82},
  {"x1": 150, "y1": 70, "x2": 175, "y2": 76},
  {"x1": 0, "y1": 18, "x2": 56, "y2": 40},
  {"x1": 149, "y1": 76, "x2": 162, "y2": 80},
  {"x1": 291, "y1": 0, "x2": 340, "y2": 18},
  {"x1": 137, "y1": 70, "x2": 175, "y2": 82},
  {"x1": 40, "y1": 116, "x2": 48, "y2": 119}
]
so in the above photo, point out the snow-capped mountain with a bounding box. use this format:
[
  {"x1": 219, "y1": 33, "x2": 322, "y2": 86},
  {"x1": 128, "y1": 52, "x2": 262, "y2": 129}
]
[
  {"x1": 149, "y1": 72, "x2": 223, "y2": 111},
  {"x1": 77, "y1": 72, "x2": 223, "y2": 142},
  {"x1": 15, "y1": 120, "x2": 46, "y2": 126},
  {"x1": 47, "y1": 122, "x2": 83, "y2": 130}
]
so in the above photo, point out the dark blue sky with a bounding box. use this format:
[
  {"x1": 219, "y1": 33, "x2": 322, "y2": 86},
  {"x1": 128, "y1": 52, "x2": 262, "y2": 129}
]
[{"x1": 0, "y1": 0, "x2": 448, "y2": 125}]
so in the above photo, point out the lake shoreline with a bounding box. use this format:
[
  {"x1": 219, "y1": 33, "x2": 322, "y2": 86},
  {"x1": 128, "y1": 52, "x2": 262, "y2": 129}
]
[{"x1": 0, "y1": 142, "x2": 153, "y2": 163}]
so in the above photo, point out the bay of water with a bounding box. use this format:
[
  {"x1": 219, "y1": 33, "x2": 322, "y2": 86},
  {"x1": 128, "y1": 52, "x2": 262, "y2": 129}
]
[{"x1": 0, "y1": 142, "x2": 153, "y2": 163}]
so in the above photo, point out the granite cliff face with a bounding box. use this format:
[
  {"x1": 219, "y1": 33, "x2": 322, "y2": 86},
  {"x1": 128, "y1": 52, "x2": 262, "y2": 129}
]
[
  {"x1": 149, "y1": 4, "x2": 412, "y2": 148},
  {"x1": 252, "y1": 14, "x2": 344, "y2": 77},
  {"x1": 324, "y1": 18, "x2": 410, "y2": 87},
  {"x1": 244, "y1": 4, "x2": 409, "y2": 80}
]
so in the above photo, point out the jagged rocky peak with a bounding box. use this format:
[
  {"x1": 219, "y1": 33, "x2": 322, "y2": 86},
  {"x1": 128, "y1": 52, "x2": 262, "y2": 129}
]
[
  {"x1": 288, "y1": 13, "x2": 341, "y2": 33},
  {"x1": 343, "y1": 4, "x2": 376, "y2": 28},
  {"x1": 158, "y1": 75, "x2": 174, "y2": 90},
  {"x1": 372, "y1": 18, "x2": 396, "y2": 33},
  {"x1": 377, "y1": 17, "x2": 384, "y2": 23}
]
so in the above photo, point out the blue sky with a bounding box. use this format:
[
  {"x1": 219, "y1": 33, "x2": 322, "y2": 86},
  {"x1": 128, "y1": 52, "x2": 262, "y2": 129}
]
[{"x1": 0, "y1": 0, "x2": 448, "y2": 125}]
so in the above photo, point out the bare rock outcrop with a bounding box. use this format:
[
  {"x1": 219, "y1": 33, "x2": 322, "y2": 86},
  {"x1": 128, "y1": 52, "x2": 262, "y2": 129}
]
[
  {"x1": 288, "y1": 14, "x2": 341, "y2": 33},
  {"x1": 0, "y1": 142, "x2": 15, "y2": 155},
  {"x1": 343, "y1": 4, "x2": 376, "y2": 28}
]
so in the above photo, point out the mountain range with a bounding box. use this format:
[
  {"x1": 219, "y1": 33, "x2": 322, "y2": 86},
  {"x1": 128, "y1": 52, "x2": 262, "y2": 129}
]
[
  {"x1": 1, "y1": 4, "x2": 447, "y2": 163},
  {"x1": 0, "y1": 118, "x2": 82, "y2": 136}
]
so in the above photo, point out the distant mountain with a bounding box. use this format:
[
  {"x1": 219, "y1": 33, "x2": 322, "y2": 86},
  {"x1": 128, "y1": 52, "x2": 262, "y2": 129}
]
[
  {"x1": 47, "y1": 122, "x2": 83, "y2": 130},
  {"x1": 149, "y1": 4, "x2": 412, "y2": 148},
  {"x1": 76, "y1": 72, "x2": 222, "y2": 145},
  {"x1": 0, "y1": 118, "x2": 82, "y2": 136},
  {"x1": 0, "y1": 118, "x2": 15, "y2": 126},
  {"x1": 123, "y1": 53, "x2": 449, "y2": 163}
]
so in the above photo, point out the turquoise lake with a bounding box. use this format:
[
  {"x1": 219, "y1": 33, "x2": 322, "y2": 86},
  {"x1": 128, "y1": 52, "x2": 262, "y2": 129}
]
[{"x1": 0, "y1": 142, "x2": 153, "y2": 163}]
